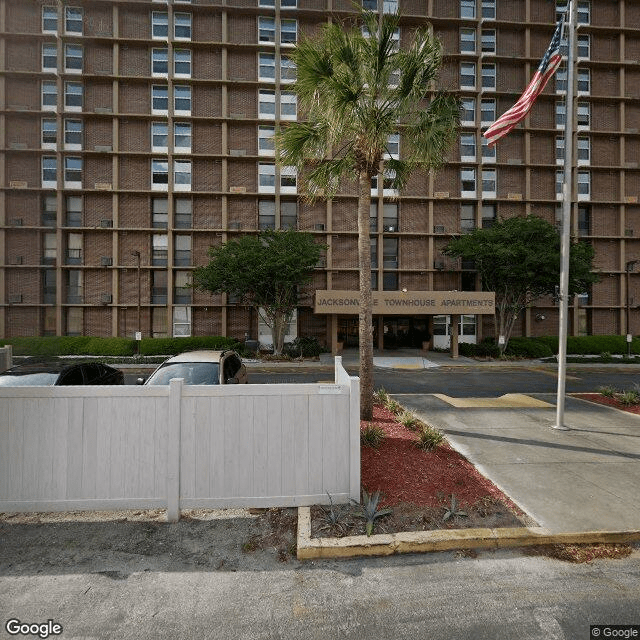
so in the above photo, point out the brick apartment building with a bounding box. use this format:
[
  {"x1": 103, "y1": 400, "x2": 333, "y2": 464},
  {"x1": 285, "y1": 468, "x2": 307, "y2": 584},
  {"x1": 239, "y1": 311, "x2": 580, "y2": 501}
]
[{"x1": 0, "y1": 0, "x2": 639, "y2": 352}]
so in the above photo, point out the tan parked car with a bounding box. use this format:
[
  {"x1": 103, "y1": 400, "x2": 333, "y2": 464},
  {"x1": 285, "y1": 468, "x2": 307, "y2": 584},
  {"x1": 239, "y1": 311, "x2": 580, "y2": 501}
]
[{"x1": 142, "y1": 350, "x2": 248, "y2": 386}]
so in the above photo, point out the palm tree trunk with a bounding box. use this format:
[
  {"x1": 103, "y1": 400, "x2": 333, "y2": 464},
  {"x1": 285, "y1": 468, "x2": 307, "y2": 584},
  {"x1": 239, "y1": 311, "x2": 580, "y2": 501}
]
[{"x1": 357, "y1": 169, "x2": 374, "y2": 420}]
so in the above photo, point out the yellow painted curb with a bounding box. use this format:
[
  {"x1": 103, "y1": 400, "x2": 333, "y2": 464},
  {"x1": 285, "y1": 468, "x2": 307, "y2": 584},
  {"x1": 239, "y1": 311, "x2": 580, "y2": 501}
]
[
  {"x1": 296, "y1": 507, "x2": 640, "y2": 560},
  {"x1": 433, "y1": 393, "x2": 554, "y2": 409}
]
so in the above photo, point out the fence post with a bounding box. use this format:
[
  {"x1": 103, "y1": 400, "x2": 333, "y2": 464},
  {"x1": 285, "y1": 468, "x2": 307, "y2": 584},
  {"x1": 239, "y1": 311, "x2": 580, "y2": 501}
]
[
  {"x1": 334, "y1": 355, "x2": 342, "y2": 384},
  {"x1": 349, "y1": 374, "x2": 360, "y2": 502},
  {"x1": 167, "y1": 378, "x2": 183, "y2": 522},
  {"x1": 0, "y1": 345, "x2": 12, "y2": 372}
]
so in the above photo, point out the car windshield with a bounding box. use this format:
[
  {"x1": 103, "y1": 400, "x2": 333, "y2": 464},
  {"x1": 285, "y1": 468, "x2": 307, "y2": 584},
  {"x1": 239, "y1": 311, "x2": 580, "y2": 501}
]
[
  {"x1": 145, "y1": 362, "x2": 220, "y2": 385},
  {"x1": 0, "y1": 372, "x2": 60, "y2": 386}
]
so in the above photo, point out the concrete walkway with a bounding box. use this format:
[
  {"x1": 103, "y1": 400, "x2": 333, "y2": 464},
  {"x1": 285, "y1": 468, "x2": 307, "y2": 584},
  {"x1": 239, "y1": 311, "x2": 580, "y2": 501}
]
[{"x1": 393, "y1": 392, "x2": 640, "y2": 535}]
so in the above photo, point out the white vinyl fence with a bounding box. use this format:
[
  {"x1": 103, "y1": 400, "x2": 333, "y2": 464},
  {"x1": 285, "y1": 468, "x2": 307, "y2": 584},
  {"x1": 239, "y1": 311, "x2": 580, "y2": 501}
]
[{"x1": 0, "y1": 357, "x2": 359, "y2": 521}]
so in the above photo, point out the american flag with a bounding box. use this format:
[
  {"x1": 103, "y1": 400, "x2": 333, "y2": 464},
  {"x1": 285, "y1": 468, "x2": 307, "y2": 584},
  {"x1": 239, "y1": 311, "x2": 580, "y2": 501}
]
[{"x1": 484, "y1": 18, "x2": 565, "y2": 146}]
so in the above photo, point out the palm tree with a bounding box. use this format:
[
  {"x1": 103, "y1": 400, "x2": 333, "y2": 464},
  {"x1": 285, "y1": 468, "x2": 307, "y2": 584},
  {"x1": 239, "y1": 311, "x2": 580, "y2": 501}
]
[{"x1": 278, "y1": 8, "x2": 459, "y2": 420}]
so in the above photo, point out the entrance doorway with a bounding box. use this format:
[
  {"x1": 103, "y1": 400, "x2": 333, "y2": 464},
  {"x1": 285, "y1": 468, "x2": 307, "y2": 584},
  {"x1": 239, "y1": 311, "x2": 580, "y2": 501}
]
[{"x1": 382, "y1": 317, "x2": 429, "y2": 349}]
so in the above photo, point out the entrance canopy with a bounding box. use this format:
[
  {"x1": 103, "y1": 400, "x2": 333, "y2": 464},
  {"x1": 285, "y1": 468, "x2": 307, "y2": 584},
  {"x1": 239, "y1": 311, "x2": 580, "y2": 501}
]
[{"x1": 314, "y1": 290, "x2": 495, "y2": 315}]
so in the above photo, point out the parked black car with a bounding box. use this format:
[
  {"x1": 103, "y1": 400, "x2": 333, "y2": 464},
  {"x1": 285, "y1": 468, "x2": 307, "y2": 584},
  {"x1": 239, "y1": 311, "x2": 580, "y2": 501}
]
[{"x1": 0, "y1": 360, "x2": 124, "y2": 386}]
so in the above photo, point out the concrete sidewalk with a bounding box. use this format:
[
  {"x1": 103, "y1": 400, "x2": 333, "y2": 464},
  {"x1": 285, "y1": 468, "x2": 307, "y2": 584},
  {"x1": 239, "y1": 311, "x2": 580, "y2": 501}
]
[{"x1": 394, "y1": 392, "x2": 640, "y2": 534}]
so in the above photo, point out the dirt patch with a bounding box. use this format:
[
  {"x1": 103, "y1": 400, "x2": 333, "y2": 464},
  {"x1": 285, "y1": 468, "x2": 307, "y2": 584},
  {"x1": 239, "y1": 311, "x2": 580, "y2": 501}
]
[
  {"x1": 574, "y1": 393, "x2": 640, "y2": 415},
  {"x1": 523, "y1": 543, "x2": 634, "y2": 564}
]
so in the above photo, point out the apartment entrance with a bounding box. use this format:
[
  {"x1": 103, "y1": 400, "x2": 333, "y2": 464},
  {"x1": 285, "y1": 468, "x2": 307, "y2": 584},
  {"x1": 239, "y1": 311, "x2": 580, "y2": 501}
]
[{"x1": 382, "y1": 317, "x2": 429, "y2": 349}]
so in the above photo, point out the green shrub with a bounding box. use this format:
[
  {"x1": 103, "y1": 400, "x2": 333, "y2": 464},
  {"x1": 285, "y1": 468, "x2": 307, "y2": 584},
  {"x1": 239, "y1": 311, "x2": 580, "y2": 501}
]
[
  {"x1": 138, "y1": 336, "x2": 241, "y2": 356},
  {"x1": 283, "y1": 336, "x2": 326, "y2": 358},
  {"x1": 617, "y1": 390, "x2": 640, "y2": 406},
  {"x1": 459, "y1": 341, "x2": 500, "y2": 358},
  {"x1": 416, "y1": 424, "x2": 445, "y2": 451},
  {"x1": 360, "y1": 423, "x2": 385, "y2": 449},
  {"x1": 399, "y1": 411, "x2": 421, "y2": 431},
  {"x1": 598, "y1": 385, "x2": 618, "y2": 398},
  {"x1": 374, "y1": 387, "x2": 389, "y2": 405},
  {"x1": 0, "y1": 336, "x2": 136, "y2": 356},
  {"x1": 504, "y1": 337, "x2": 554, "y2": 359},
  {"x1": 385, "y1": 398, "x2": 403, "y2": 415}
]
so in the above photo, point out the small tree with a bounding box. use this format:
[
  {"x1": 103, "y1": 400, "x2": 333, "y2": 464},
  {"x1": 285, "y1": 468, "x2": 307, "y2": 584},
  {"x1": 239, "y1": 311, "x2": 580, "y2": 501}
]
[
  {"x1": 444, "y1": 215, "x2": 597, "y2": 354},
  {"x1": 192, "y1": 229, "x2": 325, "y2": 355}
]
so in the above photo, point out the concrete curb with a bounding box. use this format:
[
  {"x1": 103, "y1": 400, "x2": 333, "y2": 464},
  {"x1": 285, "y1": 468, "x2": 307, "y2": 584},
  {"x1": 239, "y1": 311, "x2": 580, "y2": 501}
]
[{"x1": 296, "y1": 507, "x2": 640, "y2": 560}]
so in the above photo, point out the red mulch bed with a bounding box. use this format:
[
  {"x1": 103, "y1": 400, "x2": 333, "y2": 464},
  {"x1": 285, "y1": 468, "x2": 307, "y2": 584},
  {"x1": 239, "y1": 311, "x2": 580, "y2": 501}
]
[
  {"x1": 574, "y1": 393, "x2": 640, "y2": 415},
  {"x1": 361, "y1": 404, "x2": 521, "y2": 512}
]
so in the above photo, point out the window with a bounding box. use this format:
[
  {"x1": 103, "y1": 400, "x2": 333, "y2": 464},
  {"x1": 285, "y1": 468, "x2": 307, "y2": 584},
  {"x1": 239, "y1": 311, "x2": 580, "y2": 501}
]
[
  {"x1": 281, "y1": 91, "x2": 297, "y2": 120},
  {"x1": 555, "y1": 66, "x2": 567, "y2": 93},
  {"x1": 556, "y1": 170, "x2": 564, "y2": 198},
  {"x1": 482, "y1": 168, "x2": 496, "y2": 197},
  {"x1": 152, "y1": 85, "x2": 169, "y2": 113},
  {"x1": 152, "y1": 12, "x2": 168, "y2": 38},
  {"x1": 64, "y1": 119, "x2": 82, "y2": 149},
  {"x1": 555, "y1": 0, "x2": 567, "y2": 22},
  {"x1": 64, "y1": 156, "x2": 82, "y2": 186},
  {"x1": 65, "y1": 44, "x2": 82, "y2": 72},
  {"x1": 460, "y1": 0, "x2": 475, "y2": 18},
  {"x1": 67, "y1": 270, "x2": 83, "y2": 304},
  {"x1": 578, "y1": 205, "x2": 590, "y2": 236},
  {"x1": 481, "y1": 0, "x2": 495, "y2": 19},
  {"x1": 174, "y1": 235, "x2": 191, "y2": 266},
  {"x1": 460, "y1": 29, "x2": 476, "y2": 54},
  {"x1": 174, "y1": 49, "x2": 191, "y2": 77},
  {"x1": 174, "y1": 272, "x2": 192, "y2": 304},
  {"x1": 174, "y1": 13, "x2": 191, "y2": 39},
  {"x1": 259, "y1": 52, "x2": 276, "y2": 81},
  {"x1": 370, "y1": 203, "x2": 378, "y2": 232},
  {"x1": 259, "y1": 16, "x2": 276, "y2": 43},
  {"x1": 481, "y1": 29, "x2": 496, "y2": 54},
  {"x1": 363, "y1": 0, "x2": 377, "y2": 9},
  {"x1": 174, "y1": 85, "x2": 191, "y2": 114},
  {"x1": 281, "y1": 19, "x2": 297, "y2": 45},
  {"x1": 382, "y1": 238, "x2": 398, "y2": 269},
  {"x1": 383, "y1": 0, "x2": 398, "y2": 12},
  {"x1": 42, "y1": 43, "x2": 57, "y2": 72},
  {"x1": 259, "y1": 163, "x2": 276, "y2": 192},
  {"x1": 555, "y1": 101, "x2": 566, "y2": 128},
  {"x1": 152, "y1": 122, "x2": 168, "y2": 151},
  {"x1": 259, "y1": 89, "x2": 276, "y2": 118},
  {"x1": 577, "y1": 0, "x2": 590, "y2": 24},
  {"x1": 481, "y1": 63, "x2": 496, "y2": 90},
  {"x1": 66, "y1": 233, "x2": 82, "y2": 265},
  {"x1": 174, "y1": 160, "x2": 191, "y2": 191},
  {"x1": 386, "y1": 133, "x2": 400, "y2": 159},
  {"x1": 44, "y1": 233, "x2": 57, "y2": 263},
  {"x1": 42, "y1": 6, "x2": 57, "y2": 33},
  {"x1": 42, "y1": 195, "x2": 57, "y2": 227},
  {"x1": 152, "y1": 271, "x2": 168, "y2": 305},
  {"x1": 175, "y1": 198, "x2": 192, "y2": 228},
  {"x1": 43, "y1": 269, "x2": 57, "y2": 304},
  {"x1": 152, "y1": 48, "x2": 168, "y2": 75},
  {"x1": 577, "y1": 136, "x2": 590, "y2": 164},
  {"x1": 258, "y1": 125, "x2": 275, "y2": 155},
  {"x1": 280, "y1": 201, "x2": 297, "y2": 229},
  {"x1": 152, "y1": 197, "x2": 168, "y2": 229},
  {"x1": 370, "y1": 237, "x2": 378, "y2": 268},
  {"x1": 460, "y1": 132, "x2": 476, "y2": 161},
  {"x1": 280, "y1": 165, "x2": 297, "y2": 193},
  {"x1": 556, "y1": 135, "x2": 565, "y2": 163},
  {"x1": 461, "y1": 98, "x2": 475, "y2": 126},
  {"x1": 460, "y1": 62, "x2": 476, "y2": 89},
  {"x1": 578, "y1": 170, "x2": 590, "y2": 199},
  {"x1": 577, "y1": 34, "x2": 590, "y2": 59},
  {"x1": 281, "y1": 55, "x2": 296, "y2": 82},
  {"x1": 174, "y1": 123, "x2": 191, "y2": 152},
  {"x1": 42, "y1": 119, "x2": 57, "y2": 148},
  {"x1": 65, "y1": 7, "x2": 83, "y2": 34},
  {"x1": 383, "y1": 203, "x2": 398, "y2": 232},
  {"x1": 65, "y1": 82, "x2": 83, "y2": 111},
  {"x1": 152, "y1": 234, "x2": 168, "y2": 266},
  {"x1": 383, "y1": 272, "x2": 398, "y2": 291},
  {"x1": 461, "y1": 167, "x2": 476, "y2": 196},
  {"x1": 152, "y1": 160, "x2": 169, "y2": 190},
  {"x1": 481, "y1": 136, "x2": 495, "y2": 162},
  {"x1": 577, "y1": 68, "x2": 590, "y2": 93},
  {"x1": 173, "y1": 306, "x2": 191, "y2": 338},
  {"x1": 482, "y1": 204, "x2": 496, "y2": 228},
  {"x1": 481, "y1": 98, "x2": 496, "y2": 125},
  {"x1": 260, "y1": 0, "x2": 276, "y2": 5},
  {"x1": 259, "y1": 200, "x2": 276, "y2": 230},
  {"x1": 66, "y1": 196, "x2": 82, "y2": 227},
  {"x1": 577, "y1": 101, "x2": 590, "y2": 128},
  {"x1": 42, "y1": 81, "x2": 57, "y2": 110},
  {"x1": 461, "y1": 204, "x2": 475, "y2": 232},
  {"x1": 42, "y1": 156, "x2": 57, "y2": 187}
]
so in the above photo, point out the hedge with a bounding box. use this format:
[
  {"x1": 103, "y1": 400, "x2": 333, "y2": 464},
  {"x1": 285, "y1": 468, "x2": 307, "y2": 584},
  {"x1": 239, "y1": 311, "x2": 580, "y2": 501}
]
[{"x1": 0, "y1": 336, "x2": 242, "y2": 357}]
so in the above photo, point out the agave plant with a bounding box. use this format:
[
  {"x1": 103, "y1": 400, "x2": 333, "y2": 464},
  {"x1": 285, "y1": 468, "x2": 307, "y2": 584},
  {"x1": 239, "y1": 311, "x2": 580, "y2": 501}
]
[
  {"x1": 442, "y1": 494, "x2": 468, "y2": 522},
  {"x1": 351, "y1": 490, "x2": 393, "y2": 536},
  {"x1": 318, "y1": 491, "x2": 351, "y2": 534}
]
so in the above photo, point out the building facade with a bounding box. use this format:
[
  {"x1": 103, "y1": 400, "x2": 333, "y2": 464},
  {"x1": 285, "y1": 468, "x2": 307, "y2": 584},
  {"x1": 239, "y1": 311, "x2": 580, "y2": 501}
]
[{"x1": 0, "y1": 0, "x2": 639, "y2": 352}]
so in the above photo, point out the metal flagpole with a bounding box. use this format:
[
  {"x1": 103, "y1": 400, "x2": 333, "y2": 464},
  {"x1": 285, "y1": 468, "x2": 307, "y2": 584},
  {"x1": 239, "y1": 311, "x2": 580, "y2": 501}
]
[{"x1": 554, "y1": 0, "x2": 576, "y2": 430}]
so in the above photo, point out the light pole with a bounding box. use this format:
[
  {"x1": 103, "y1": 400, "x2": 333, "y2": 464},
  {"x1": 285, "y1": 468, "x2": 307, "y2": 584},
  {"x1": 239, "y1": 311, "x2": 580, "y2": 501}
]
[
  {"x1": 132, "y1": 250, "x2": 141, "y2": 340},
  {"x1": 626, "y1": 259, "x2": 637, "y2": 357}
]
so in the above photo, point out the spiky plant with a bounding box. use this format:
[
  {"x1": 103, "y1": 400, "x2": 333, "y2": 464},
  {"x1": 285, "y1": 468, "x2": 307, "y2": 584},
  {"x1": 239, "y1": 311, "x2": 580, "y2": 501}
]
[
  {"x1": 443, "y1": 495, "x2": 468, "y2": 522},
  {"x1": 399, "y1": 410, "x2": 420, "y2": 431},
  {"x1": 416, "y1": 424, "x2": 445, "y2": 451},
  {"x1": 351, "y1": 490, "x2": 393, "y2": 536},
  {"x1": 360, "y1": 423, "x2": 385, "y2": 449}
]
